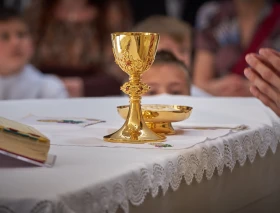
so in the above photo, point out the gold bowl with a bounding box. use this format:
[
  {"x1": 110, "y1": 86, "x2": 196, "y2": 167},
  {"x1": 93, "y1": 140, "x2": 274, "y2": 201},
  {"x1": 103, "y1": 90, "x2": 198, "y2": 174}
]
[{"x1": 117, "y1": 104, "x2": 193, "y2": 134}]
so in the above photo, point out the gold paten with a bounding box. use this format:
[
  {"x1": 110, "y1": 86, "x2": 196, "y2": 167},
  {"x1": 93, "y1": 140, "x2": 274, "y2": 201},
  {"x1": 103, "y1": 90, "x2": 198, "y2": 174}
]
[
  {"x1": 118, "y1": 104, "x2": 193, "y2": 135},
  {"x1": 103, "y1": 32, "x2": 166, "y2": 143}
]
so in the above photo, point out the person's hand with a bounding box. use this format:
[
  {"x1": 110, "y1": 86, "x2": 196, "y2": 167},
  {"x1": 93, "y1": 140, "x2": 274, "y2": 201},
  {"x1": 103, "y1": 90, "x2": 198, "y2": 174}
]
[
  {"x1": 211, "y1": 74, "x2": 251, "y2": 97},
  {"x1": 244, "y1": 48, "x2": 280, "y2": 116},
  {"x1": 61, "y1": 77, "x2": 84, "y2": 97}
]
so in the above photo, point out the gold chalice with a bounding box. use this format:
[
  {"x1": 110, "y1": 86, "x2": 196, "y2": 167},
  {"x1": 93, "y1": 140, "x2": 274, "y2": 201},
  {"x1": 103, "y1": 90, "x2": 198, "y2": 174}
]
[
  {"x1": 117, "y1": 104, "x2": 193, "y2": 134},
  {"x1": 103, "y1": 32, "x2": 166, "y2": 143}
]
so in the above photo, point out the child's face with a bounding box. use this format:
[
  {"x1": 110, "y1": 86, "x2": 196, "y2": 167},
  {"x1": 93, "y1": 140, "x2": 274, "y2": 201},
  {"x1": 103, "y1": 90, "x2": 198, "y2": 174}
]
[
  {"x1": 142, "y1": 63, "x2": 190, "y2": 96},
  {"x1": 0, "y1": 19, "x2": 33, "y2": 76},
  {"x1": 157, "y1": 35, "x2": 190, "y2": 67}
]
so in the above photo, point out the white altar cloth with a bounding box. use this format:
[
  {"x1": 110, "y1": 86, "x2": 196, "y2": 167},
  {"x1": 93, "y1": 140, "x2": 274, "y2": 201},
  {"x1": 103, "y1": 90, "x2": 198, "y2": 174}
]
[{"x1": 0, "y1": 95, "x2": 279, "y2": 213}]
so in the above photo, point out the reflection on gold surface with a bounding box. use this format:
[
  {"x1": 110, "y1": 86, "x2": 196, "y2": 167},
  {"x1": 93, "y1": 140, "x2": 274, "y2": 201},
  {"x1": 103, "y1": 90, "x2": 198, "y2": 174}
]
[{"x1": 103, "y1": 32, "x2": 166, "y2": 143}]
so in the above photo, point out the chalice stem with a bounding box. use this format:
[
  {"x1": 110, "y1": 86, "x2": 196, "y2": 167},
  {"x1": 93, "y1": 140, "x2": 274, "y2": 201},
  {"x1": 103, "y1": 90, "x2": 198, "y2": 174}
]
[
  {"x1": 126, "y1": 75, "x2": 142, "y2": 126},
  {"x1": 126, "y1": 96, "x2": 143, "y2": 140}
]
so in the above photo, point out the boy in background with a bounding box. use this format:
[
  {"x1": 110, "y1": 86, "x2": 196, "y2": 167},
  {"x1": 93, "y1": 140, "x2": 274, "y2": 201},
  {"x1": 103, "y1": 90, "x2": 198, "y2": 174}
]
[
  {"x1": 0, "y1": 9, "x2": 67, "y2": 100},
  {"x1": 133, "y1": 15, "x2": 192, "y2": 68},
  {"x1": 142, "y1": 50, "x2": 190, "y2": 96},
  {"x1": 133, "y1": 15, "x2": 210, "y2": 97}
]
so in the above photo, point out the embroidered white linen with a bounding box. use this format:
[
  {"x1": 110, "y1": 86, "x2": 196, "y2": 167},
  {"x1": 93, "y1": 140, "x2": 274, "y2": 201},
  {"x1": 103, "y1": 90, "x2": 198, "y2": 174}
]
[
  {"x1": 0, "y1": 95, "x2": 279, "y2": 213},
  {"x1": 27, "y1": 122, "x2": 249, "y2": 150}
]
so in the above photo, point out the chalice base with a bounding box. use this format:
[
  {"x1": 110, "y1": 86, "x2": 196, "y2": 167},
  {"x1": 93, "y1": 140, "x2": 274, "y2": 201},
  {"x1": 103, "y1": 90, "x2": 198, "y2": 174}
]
[
  {"x1": 103, "y1": 122, "x2": 166, "y2": 143},
  {"x1": 104, "y1": 97, "x2": 166, "y2": 143},
  {"x1": 146, "y1": 122, "x2": 176, "y2": 135}
]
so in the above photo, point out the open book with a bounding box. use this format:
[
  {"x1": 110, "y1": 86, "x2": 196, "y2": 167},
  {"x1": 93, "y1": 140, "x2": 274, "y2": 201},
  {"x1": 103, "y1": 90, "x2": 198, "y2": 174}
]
[{"x1": 0, "y1": 117, "x2": 50, "y2": 162}]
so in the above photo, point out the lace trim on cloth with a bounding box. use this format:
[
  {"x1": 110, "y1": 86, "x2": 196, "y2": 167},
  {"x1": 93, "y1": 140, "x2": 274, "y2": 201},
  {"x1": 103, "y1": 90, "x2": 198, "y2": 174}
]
[{"x1": 1, "y1": 122, "x2": 280, "y2": 213}]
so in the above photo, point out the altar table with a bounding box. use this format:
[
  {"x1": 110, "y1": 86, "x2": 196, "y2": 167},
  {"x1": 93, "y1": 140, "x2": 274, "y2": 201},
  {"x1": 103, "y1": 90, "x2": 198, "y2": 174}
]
[{"x1": 0, "y1": 95, "x2": 280, "y2": 213}]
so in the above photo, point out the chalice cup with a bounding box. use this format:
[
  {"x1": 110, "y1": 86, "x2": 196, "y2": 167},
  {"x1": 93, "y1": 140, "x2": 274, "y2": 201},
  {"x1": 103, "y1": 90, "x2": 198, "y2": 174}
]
[{"x1": 103, "y1": 32, "x2": 166, "y2": 143}]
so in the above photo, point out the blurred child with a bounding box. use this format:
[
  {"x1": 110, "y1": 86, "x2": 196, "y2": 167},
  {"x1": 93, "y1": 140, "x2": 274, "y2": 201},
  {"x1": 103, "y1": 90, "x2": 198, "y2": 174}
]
[
  {"x1": 142, "y1": 50, "x2": 190, "y2": 96},
  {"x1": 133, "y1": 15, "x2": 192, "y2": 67},
  {"x1": 134, "y1": 15, "x2": 211, "y2": 97},
  {"x1": 0, "y1": 9, "x2": 67, "y2": 100}
]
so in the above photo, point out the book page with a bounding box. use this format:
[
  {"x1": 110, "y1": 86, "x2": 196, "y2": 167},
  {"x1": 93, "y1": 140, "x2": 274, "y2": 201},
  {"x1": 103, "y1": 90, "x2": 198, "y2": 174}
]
[{"x1": 0, "y1": 117, "x2": 48, "y2": 139}]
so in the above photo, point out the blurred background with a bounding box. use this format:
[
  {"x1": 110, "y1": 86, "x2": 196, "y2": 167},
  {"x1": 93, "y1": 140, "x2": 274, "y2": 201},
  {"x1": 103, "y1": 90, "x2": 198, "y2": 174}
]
[
  {"x1": 0, "y1": 0, "x2": 280, "y2": 99},
  {"x1": 0, "y1": 0, "x2": 209, "y2": 25}
]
